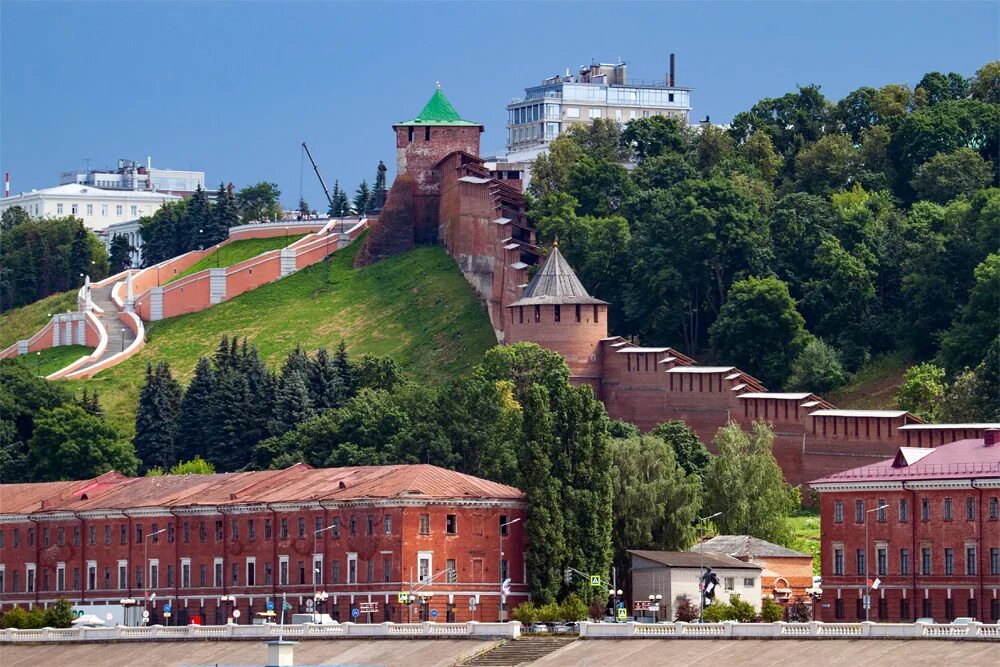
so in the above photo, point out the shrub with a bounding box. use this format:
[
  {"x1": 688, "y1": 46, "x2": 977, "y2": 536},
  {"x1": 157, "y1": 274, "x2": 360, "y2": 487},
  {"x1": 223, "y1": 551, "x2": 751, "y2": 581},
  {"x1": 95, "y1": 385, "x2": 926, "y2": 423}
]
[
  {"x1": 787, "y1": 598, "x2": 812, "y2": 622},
  {"x1": 701, "y1": 601, "x2": 732, "y2": 623},
  {"x1": 512, "y1": 602, "x2": 537, "y2": 624},
  {"x1": 0, "y1": 605, "x2": 48, "y2": 629},
  {"x1": 673, "y1": 595, "x2": 700, "y2": 622},
  {"x1": 587, "y1": 597, "x2": 607, "y2": 621},
  {"x1": 760, "y1": 597, "x2": 784, "y2": 623},
  {"x1": 727, "y1": 594, "x2": 757, "y2": 623},
  {"x1": 559, "y1": 593, "x2": 588, "y2": 621},
  {"x1": 536, "y1": 601, "x2": 562, "y2": 623},
  {"x1": 787, "y1": 338, "x2": 847, "y2": 392},
  {"x1": 44, "y1": 598, "x2": 75, "y2": 628}
]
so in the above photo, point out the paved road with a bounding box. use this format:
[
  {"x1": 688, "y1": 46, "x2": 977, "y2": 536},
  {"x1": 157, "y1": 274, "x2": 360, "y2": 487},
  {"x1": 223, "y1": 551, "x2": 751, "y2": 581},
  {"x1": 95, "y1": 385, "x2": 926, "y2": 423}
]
[{"x1": 1, "y1": 638, "x2": 996, "y2": 667}]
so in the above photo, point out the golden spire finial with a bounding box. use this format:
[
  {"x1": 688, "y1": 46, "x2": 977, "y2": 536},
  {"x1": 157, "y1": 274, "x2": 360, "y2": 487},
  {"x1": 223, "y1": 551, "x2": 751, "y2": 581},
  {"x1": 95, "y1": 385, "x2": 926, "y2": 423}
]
[{"x1": 553, "y1": 235, "x2": 559, "y2": 248}]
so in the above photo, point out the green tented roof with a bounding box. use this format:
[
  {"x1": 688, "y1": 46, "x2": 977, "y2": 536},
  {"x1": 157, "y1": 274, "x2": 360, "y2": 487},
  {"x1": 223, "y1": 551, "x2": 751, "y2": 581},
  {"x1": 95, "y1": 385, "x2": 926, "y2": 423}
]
[{"x1": 396, "y1": 88, "x2": 480, "y2": 126}]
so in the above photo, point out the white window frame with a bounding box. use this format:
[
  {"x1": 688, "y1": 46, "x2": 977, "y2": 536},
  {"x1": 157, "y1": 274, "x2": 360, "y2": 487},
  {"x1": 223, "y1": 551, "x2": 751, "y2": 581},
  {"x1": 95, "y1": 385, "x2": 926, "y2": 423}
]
[
  {"x1": 0, "y1": 565, "x2": 5, "y2": 594},
  {"x1": 26, "y1": 563, "x2": 36, "y2": 593},
  {"x1": 71, "y1": 204, "x2": 78, "y2": 215},
  {"x1": 118, "y1": 560, "x2": 128, "y2": 590},
  {"x1": 347, "y1": 552, "x2": 358, "y2": 584},
  {"x1": 86, "y1": 204, "x2": 93, "y2": 215},
  {"x1": 149, "y1": 559, "x2": 159, "y2": 589},
  {"x1": 245, "y1": 556, "x2": 256, "y2": 587},
  {"x1": 418, "y1": 551, "x2": 433, "y2": 584},
  {"x1": 566, "y1": 107, "x2": 580, "y2": 119},
  {"x1": 56, "y1": 562, "x2": 66, "y2": 592},
  {"x1": 116, "y1": 205, "x2": 123, "y2": 216},
  {"x1": 56, "y1": 203, "x2": 64, "y2": 214},
  {"x1": 101, "y1": 204, "x2": 108, "y2": 216},
  {"x1": 313, "y1": 554, "x2": 323, "y2": 585},
  {"x1": 279, "y1": 555, "x2": 289, "y2": 586},
  {"x1": 213, "y1": 557, "x2": 223, "y2": 587},
  {"x1": 181, "y1": 558, "x2": 191, "y2": 588},
  {"x1": 87, "y1": 560, "x2": 97, "y2": 591},
  {"x1": 589, "y1": 108, "x2": 602, "y2": 119},
  {"x1": 130, "y1": 205, "x2": 138, "y2": 216}
]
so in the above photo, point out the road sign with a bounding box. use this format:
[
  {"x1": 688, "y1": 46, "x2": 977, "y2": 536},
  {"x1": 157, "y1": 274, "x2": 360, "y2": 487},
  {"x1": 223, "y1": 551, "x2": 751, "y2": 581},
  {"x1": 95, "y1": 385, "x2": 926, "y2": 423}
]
[
  {"x1": 590, "y1": 575, "x2": 601, "y2": 587},
  {"x1": 305, "y1": 599, "x2": 314, "y2": 609},
  {"x1": 617, "y1": 601, "x2": 625, "y2": 608},
  {"x1": 398, "y1": 592, "x2": 409, "y2": 603},
  {"x1": 106, "y1": 613, "x2": 113, "y2": 621},
  {"x1": 617, "y1": 608, "x2": 627, "y2": 620},
  {"x1": 142, "y1": 610, "x2": 150, "y2": 619},
  {"x1": 633, "y1": 601, "x2": 650, "y2": 611},
  {"x1": 359, "y1": 602, "x2": 379, "y2": 614},
  {"x1": 430, "y1": 609, "x2": 438, "y2": 619},
  {"x1": 351, "y1": 608, "x2": 360, "y2": 619},
  {"x1": 282, "y1": 601, "x2": 292, "y2": 611},
  {"x1": 501, "y1": 578, "x2": 512, "y2": 597},
  {"x1": 233, "y1": 610, "x2": 241, "y2": 618},
  {"x1": 163, "y1": 604, "x2": 171, "y2": 613},
  {"x1": 266, "y1": 601, "x2": 275, "y2": 611}
]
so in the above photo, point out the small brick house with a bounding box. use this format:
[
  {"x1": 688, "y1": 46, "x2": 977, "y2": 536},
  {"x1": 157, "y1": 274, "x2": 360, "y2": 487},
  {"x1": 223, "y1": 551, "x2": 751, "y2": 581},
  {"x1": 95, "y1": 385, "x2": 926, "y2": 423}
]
[{"x1": 690, "y1": 535, "x2": 815, "y2": 607}]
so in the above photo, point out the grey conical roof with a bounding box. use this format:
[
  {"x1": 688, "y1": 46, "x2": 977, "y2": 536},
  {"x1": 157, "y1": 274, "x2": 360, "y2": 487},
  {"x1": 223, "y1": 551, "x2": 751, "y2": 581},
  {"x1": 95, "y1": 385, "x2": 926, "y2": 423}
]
[{"x1": 508, "y1": 246, "x2": 607, "y2": 307}]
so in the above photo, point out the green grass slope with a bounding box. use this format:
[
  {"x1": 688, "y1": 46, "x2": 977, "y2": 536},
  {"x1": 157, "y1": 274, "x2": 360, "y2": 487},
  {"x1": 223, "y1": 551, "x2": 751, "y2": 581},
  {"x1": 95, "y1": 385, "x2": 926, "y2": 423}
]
[
  {"x1": 79, "y1": 239, "x2": 498, "y2": 436},
  {"x1": 0, "y1": 290, "x2": 77, "y2": 349},
  {"x1": 5, "y1": 344, "x2": 94, "y2": 377},
  {"x1": 827, "y1": 351, "x2": 911, "y2": 410},
  {"x1": 165, "y1": 235, "x2": 307, "y2": 284}
]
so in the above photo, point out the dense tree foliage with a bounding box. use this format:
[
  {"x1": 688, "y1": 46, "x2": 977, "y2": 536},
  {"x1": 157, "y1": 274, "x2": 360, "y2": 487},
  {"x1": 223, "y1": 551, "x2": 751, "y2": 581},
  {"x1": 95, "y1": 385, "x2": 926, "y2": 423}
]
[
  {"x1": 527, "y1": 62, "x2": 999, "y2": 411},
  {"x1": 140, "y1": 182, "x2": 245, "y2": 266},
  {"x1": 235, "y1": 181, "x2": 283, "y2": 222},
  {"x1": 0, "y1": 217, "x2": 109, "y2": 311}
]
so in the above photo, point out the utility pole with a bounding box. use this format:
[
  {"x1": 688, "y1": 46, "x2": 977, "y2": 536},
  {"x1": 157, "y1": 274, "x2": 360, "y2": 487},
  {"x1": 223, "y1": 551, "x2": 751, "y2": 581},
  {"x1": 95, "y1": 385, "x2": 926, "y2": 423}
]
[
  {"x1": 865, "y1": 503, "x2": 889, "y2": 621},
  {"x1": 698, "y1": 512, "x2": 722, "y2": 623}
]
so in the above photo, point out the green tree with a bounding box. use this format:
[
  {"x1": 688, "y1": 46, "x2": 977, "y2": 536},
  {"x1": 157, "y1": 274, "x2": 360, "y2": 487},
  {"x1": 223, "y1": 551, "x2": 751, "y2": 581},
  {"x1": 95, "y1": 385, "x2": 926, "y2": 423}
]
[
  {"x1": 354, "y1": 354, "x2": 400, "y2": 393},
  {"x1": 786, "y1": 338, "x2": 847, "y2": 392},
  {"x1": 729, "y1": 84, "x2": 832, "y2": 164},
  {"x1": 328, "y1": 180, "x2": 350, "y2": 216},
  {"x1": 133, "y1": 361, "x2": 182, "y2": 471},
  {"x1": 269, "y1": 368, "x2": 314, "y2": 437},
  {"x1": 737, "y1": 132, "x2": 782, "y2": 183},
  {"x1": 566, "y1": 156, "x2": 634, "y2": 218},
  {"x1": 704, "y1": 421, "x2": 799, "y2": 546},
  {"x1": 709, "y1": 276, "x2": 811, "y2": 388},
  {"x1": 108, "y1": 233, "x2": 134, "y2": 273},
  {"x1": 185, "y1": 185, "x2": 212, "y2": 249},
  {"x1": 236, "y1": 181, "x2": 283, "y2": 222},
  {"x1": 174, "y1": 357, "x2": 216, "y2": 462},
  {"x1": 210, "y1": 182, "x2": 239, "y2": 244},
  {"x1": 939, "y1": 254, "x2": 1000, "y2": 373},
  {"x1": 308, "y1": 347, "x2": 346, "y2": 410},
  {"x1": 519, "y1": 385, "x2": 565, "y2": 605},
  {"x1": 761, "y1": 597, "x2": 784, "y2": 622},
  {"x1": 834, "y1": 86, "x2": 880, "y2": 142},
  {"x1": 674, "y1": 595, "x2": 700, "y2": 622},
  {"x1": 0, "y1": 363, "x2": 72, "y2": 482},
  {"x1": 651, "y1": 420, "x2": 711, "y2": 479},
  {"x1": 911, "y1": 148, "x2": 993, "y2": 204},
  {"x1": 353, "y1": 180, "x2": 373, "y2": 215},
  {"x1": 621, "y1": 115, "x2": 687, "y2": 160},
  {"x1": 29, "y1": 404, "x2": 138, "y2": 480},
  {"x1": 0, "y1": 205, "x2": 31, "y2": 231},
  {"x1": 297, "y1": 196, "x2": 310, "y2": 218},
  {"x1": 794, "y1": 134, "x2": 859, "y2": 195},
  {"x1": 44, "y1": 598, "x2": 75, "y2": 628},
  {"x1": 139, "y1": 200, "x2": 187, "y2": 266},
  {"x1": 168, "y1": 456, "x2": 215, "y2": 475},
  {"x1": 610, "y1": 435, "x2": 702, "y2": 580},
  {"x1": 915, "y1": 71, "x2": 971, "y2": 106},
  {"x1": 559, "y1": 593, "x2": 589, "y2": 621},
  {"x1": 692, "y1": 125, "x2": 735, "y2": 172},
  {"x1": 896, "y1": 362, "x2": 947, "y2": 421},
  {"x1": 970, "y1": 60, "x2": 1000, "y2": 104}
]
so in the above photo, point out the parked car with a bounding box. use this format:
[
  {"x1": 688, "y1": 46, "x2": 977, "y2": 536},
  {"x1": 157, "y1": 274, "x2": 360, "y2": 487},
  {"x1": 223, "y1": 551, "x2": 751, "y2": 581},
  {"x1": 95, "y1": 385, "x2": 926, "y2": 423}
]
[
  {"x1": 549, "y1": 623, "x2": 573, "y2": 633},
  {"x1": 528, "y1": 622, "x2": 548, "y2": 633},
  {"x1": 950, "y1": 617, "x2": 976, "y2": 625},
  {"x1": 915, "y1": 617, "x2": 935, "y2": 624}
]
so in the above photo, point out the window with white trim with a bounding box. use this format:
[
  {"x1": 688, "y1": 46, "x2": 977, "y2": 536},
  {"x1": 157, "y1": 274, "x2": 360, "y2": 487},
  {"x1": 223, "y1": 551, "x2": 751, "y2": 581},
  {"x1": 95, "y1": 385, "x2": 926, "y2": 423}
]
[
  {"x1": 56, "y1": 562, "x2": 66, "y2": 591},
  {"x1": 87, "y1": 560, "x2": 97, "y2": 590},
  {"x1": 246, "y1": 557, "x2": 256, "y2": 586},
  {"x1": 418, "y1": 551, "x2": 432, "y2": 584},
  {"x1": 279, "y1": 555, "x2": 289, "y2": 585},
  {"x1": 313, "y1": 554, "x2": 323, "y2": 585},
  {"x1": 181, "y1": 558, "x2": 191, "y2": 588},
  {"x1": 347, "y1": 552, "x2": 357, "y2": 584},
  {"x1": 214, "y1": 557, "x2": 223, "y2": 587}
]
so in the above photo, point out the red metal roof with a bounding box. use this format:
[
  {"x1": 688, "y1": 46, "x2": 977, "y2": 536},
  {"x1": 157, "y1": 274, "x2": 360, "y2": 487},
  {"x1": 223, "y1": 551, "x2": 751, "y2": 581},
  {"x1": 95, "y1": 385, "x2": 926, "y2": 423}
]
[
  {"x1": 810, "y1": 439, "x2": 1000, "y2": 485},
  {"x1": 0, "y1": 465, "x2": 525, "y2": 516}
]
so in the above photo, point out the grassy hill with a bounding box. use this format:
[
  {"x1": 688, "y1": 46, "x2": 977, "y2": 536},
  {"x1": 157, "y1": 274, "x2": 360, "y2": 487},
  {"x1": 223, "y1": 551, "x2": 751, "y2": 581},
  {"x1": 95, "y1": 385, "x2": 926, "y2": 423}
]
[
  {"x1": 827, "y1": 351, "x2": 911, "y2": 411},
  {"x1": 5, "y1": 344, "x2": 94, "y2": 376},
  {"x1": 165, "y1": 235, "x2": 306, "y2": 284},
  {"x1": 79, "y1": 239, "x2": 497, "y2": 436},
  {"x1": 0, "y1": 290, "x2": 77, "y2": 349}
]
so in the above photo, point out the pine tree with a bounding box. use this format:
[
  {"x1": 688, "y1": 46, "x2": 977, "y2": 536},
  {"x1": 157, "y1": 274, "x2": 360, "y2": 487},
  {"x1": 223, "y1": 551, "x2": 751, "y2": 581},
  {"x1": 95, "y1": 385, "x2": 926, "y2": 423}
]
[
  {"x1": 519, "y1": 385, "x2": 566, "y2": 605},
  {"x1": 237, "y1": 340, "x2": 276, "y2": 445},
  {"x1": 282, "y1": 346, "x2": 311, "y2": 378},
  {"x1": 133, "y1": 361, "x2": 182, "y2": 471},
  {"x1": 209, "y1": 182, "x2": 238, "y2": 246},
  {"x1": 332, "y1": 340, "x2": 357, "y2": 398},
  {"x1": 77, "y1": 389, "x2": 104, "y2": 418},
  {"x1": 175, "y1": 357, "x2": 217, "y2": 462},
  {"x1": 269, "y1": 371, "x2": 314, "y2": 437},
  {"x1": 185, "y1": 184, "x2": 211, "y2": 251},
  {"x1": 308, "y1": 347, "x2": 345, "y2": 410},
  {"x1": 206, "y1": 368, "x2": 253, "y2": 472},
  {"x1": 69, "y1": 222, "x2": 91, "y2": 282},
  {"x1": 108, "y1": 234, "x2": 134, "y2": 273},
  {"x1": 297, "y1": 197, "x2": 310, "y2": 219},
  {"x1": 353, "y1": 180, "x2": 372, "y2": 215},
  {"x1": 328, "y1": 180, "x2": 349, "y2": 216},
  {"x1": 214, "y1": 334, "x2": 233, "y2": 371}
]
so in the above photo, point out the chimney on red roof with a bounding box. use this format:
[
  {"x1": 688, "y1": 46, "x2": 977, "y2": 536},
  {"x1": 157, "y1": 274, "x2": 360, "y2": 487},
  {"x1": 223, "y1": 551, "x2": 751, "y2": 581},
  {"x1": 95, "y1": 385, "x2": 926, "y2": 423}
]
[{"x1": 985, "y1": 429, "x2": 999, "y2": 446}]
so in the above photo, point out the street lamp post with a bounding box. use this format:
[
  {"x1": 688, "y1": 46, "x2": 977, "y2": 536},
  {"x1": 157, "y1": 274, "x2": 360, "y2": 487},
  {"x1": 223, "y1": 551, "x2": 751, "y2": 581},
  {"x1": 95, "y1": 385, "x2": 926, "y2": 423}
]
[
  {"x1": 498, "y1": 517, "x2": 521, "y2": 622},
  {"x1": 119, "y1": 597, "x2": 137, "y2": 626},
  {"x1": 698, "y1": 511, "x2": 722, "y2": 623},
  {"x1": 144, "y1": 528, "x2": 167, "y2": 623},
  {"x1": 865, "y1": 503, "x2": 889, "y2": 622},
  {"x1": 312, "y1": 522, "x2": 338, "y2": 622},
  {"x1": 220, "y1": 593, "x2": 236, "y2": 624}
]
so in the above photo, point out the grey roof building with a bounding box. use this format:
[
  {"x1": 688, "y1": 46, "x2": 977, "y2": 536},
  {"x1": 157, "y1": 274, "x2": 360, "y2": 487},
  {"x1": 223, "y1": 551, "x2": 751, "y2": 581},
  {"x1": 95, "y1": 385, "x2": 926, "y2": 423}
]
[{"x1": 690, "y1": 535, "x2": 810, "y2": 559}]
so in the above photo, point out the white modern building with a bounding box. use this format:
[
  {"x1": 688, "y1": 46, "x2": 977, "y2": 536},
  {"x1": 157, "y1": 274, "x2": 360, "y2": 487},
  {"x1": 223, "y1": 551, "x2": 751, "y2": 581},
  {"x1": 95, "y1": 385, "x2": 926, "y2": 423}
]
[
  {"x1": 0, "y1": 184, "x2": 180, "y2": 231},
  {"x1": 60, "y1": 157, "x2": 204, "y2": 196},
  {"x1": 505, "y1": 56, "x2": 692, "y2": 160},
  {"x1": 629, "y1": 550, "x2": 763, "y2": 620},
  {"x1": 102, "y1": 218, "x2": 145, "y2": 266}
]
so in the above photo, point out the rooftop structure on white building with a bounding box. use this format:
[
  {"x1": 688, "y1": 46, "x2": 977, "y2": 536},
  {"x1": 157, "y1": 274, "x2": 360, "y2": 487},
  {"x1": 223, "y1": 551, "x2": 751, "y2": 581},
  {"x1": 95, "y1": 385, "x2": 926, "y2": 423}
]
[
  {"x1": 505, "y1": 54, "x2": 692, "y2": 160},
  {"x1": 60, "y1": 157, "x2": 204, "y2": 196},
  {"x1": 0, "y1": 183, "x2": 180, "y2": 232}
]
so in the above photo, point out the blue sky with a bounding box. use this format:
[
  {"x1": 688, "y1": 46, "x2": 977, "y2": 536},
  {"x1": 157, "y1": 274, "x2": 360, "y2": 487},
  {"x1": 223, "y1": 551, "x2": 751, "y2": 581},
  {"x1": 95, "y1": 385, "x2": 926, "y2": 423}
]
[{"x1": 2, "y1": 1, "x2": 997, "y2": 209}]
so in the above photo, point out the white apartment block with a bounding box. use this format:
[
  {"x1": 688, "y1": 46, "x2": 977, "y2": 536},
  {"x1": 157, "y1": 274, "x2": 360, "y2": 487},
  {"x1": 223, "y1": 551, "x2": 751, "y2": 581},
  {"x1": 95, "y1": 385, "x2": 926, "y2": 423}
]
[{"x1": 0, "y1": 184, "x2": 179, "y2": 232}]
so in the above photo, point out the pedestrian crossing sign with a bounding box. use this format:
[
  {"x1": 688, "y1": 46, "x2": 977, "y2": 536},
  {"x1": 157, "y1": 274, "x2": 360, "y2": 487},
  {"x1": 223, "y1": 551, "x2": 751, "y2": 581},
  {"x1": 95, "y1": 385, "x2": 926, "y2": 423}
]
[
  {"x1": 617, "y1": 607, "x2": 627, "y2": 620},
  {"x1": 398, "y1": 592, "x2": 409, "y2": 603},
  {"x1": 590, "y1": 575, "x2": 601, "y2": 586}
]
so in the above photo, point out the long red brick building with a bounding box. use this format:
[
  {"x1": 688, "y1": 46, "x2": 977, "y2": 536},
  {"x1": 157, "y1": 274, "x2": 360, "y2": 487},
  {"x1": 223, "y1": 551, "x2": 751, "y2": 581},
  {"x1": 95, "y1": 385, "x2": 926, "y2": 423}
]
[
  {"x1": 0, "y1": 464, "x2": 527, "y2": 624},
  {"x1": 355, "y1": 87, "x2": 998, "y2": 492},
  {"x1": 810, "y1": 432, "x2": 1000, "y2": 623}
]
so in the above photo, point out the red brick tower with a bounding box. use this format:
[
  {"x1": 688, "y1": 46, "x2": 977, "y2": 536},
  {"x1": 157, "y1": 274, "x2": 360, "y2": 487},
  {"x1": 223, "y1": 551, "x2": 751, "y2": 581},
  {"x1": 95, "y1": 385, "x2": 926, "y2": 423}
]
[
  {"x1": 393, "y1": 85, "x2": 483, "y2": 244},
  {"x1": 505, "y1": 244, "x2": 608, "y2": 392}
]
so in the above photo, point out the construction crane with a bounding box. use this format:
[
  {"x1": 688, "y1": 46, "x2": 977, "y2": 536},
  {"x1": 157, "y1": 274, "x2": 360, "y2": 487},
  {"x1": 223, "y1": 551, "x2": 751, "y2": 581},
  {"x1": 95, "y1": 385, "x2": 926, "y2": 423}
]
[{"x1": 301, "y1": 142, "x2": 333, "y2": 208}]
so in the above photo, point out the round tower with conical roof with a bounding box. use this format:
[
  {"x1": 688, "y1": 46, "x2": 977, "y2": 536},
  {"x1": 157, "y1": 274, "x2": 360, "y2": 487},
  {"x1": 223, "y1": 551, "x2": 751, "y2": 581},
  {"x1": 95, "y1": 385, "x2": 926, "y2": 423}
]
[
  {"x1": 505, "y1": 245, "x2": 608, "y2": 389},
  {"x1": 393, "y1": 86, "x2": 483, "y2": 244}
]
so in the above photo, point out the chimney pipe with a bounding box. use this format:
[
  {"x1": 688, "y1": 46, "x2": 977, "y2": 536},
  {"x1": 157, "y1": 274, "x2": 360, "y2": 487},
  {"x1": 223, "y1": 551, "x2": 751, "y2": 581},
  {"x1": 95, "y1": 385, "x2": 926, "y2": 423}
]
[
  {"x1": 4, "y1": 173, "x2": 8, "y2": 199},
  {"x1": 669, "y1": 53, "x2": 676, "y2": 87},
  {"x1": 985, "y1": 429, "x2": 999, "y2": 446}
]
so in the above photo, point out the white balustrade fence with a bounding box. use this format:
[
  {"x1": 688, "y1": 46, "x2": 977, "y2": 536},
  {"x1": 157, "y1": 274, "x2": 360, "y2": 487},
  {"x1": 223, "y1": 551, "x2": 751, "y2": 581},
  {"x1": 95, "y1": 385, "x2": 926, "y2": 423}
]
[
  {"x1": 578, "y1": 620, "x2": 999, "y2": 640},
  {"x1": 0, "y1": 620, "x2": 520, "y2": 643}
]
